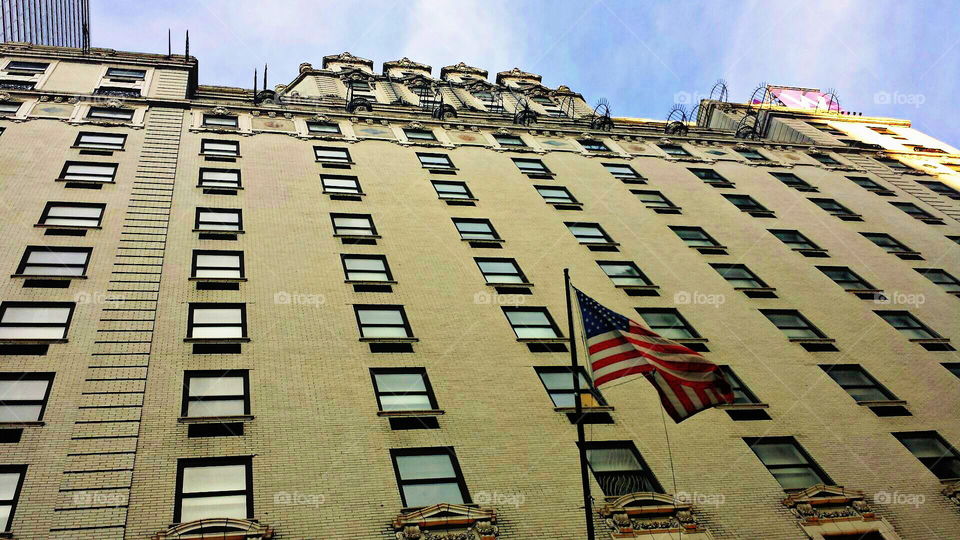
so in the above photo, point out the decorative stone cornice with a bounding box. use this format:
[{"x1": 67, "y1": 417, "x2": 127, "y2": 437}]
[
  {"x1": 322, "y1": 51, "x2": 374, "y2": 70},
  {"x1": 383, "y1": 57, "x2": 433, "y2": 75},
  {"x1": 495, "y1": 67, "x2": 542, "y2": 85},
  {"x1": 598, "y1": 492, "x2": 707, "y2": 538},
  {"x1": 440, "y1": 62, "x2": 489, "y2": 80},
  {"x1": 782, "y1": 484, "x2": 875, "y2": 525},
  {"x1": 152, "y1": 518, "x2": 273, "y2": 539},
  {"x1": 393, "y1": 503, "x2": 498, "y2": 539}
]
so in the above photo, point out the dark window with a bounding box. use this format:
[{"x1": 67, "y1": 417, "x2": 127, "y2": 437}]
[
  {"x1": 0, "y1": 102, "x2": 19, "y2": 114},
  {"x1": 342, "y1": 254, "x2": 392, "y2": 282},
  {"x1": 949, "y1": 236, "x2": 960, "y2": 246},
  {"x1": 196, "y1": 208, "x2": 242, "y2": 232},
  {"x1": 689, "y1": 168, "x2": 730, "y2": 185},
  {"x1": 371, "y1": 368, "x2": 438, "y2": 411},
  {"x1": 635, "y1": 308, "x2": 701, "y2": 340},
  {"x1": 105, "y1": 67, "x2": 146, "y2": 80},
  {"x1": 191, "y1": 250, "x2": 244, "y2": 279},
  {"x1": 745, "y1": 437, "x2": 831, "y2": 490},
  {"x1": 346, "y1": 80, "x2": 376, "y2": 100},
  {"x1": 632, "y1": 190, "x2": 678, "y2": 209},
  {"x1": 502, "y1": 307, "x2": 562, "y2": 339},
  {"x1": 175, "y1": 457, "x2": 252, "y2": 522},
  {"x1": 59, "y1": 161, "x2": 117, "y2": 183},
  {"x1": 770, "y1": 229, "x2": 821, "y2": 251},
  {"x1": 875, "y1": 157, "x2": 908, "y2": 170},
  {"x1": 917, "y1": 181, "x2": 960, "y2": 198},
  {"x1": 710, "y1": 263, "x2": 768, "y2": 289},
  {"x1": 314, "y1": 146, "x2": 351, "y2": 164},
  {"x1": 861, "y1": 232, "x2": 913, "y2": 253},
  {"x1": 432, "y1": 181, "x2": 473, "y2": 200},
  {"x1": 597, "y1": 261, "x2": 652, "y2": 286},
  {"x1": 875, "y1": 311, "x2": 941, "y2": 340},
  {"x1": 659, "y1": 144, "x2": 691, "y2": 157},
  {"x1": 0, "y1": 373, "x2": 54, "y2": 422},
  {"x1": 5, "y1": 61, "x2": 48, "y2": 73},
  {"x1": 512, "y1": 158, "x2": 551, "y2": 175},
  {"x1": 820, "y1": 365, "x2": 896, "y2": 402},
  {"x1": 584, "y1": 441, "x2": 662, "y2": 496},
  {"x1": 404, "y1": 129, "x2": 436, "y2": 141},
  {"x1": 811, "y1": 153, "x2": 840, "y2": 165},
  {"x1": 723, "y1": 193, "x2": 771, "y2": 213},
  {"x1": 915, "y1": 268, "x2": 960, "y2": 293},
  {"x1": 331, "y1": 213, "x2": 377, "y2": 237},
  {"x1": 390, "y1": 448, "x2": 470, "y2": 507},
  {"x1": 944, "y1": 363, "x2": 960, "y2": 379},
  {"x1": 199, "y1": 168, "x2": 240, "y2": 189},
  {"x1": 719, "y1": 366, "x2": 762, "y2": 404},
  {"x1": 452, "y1": 218, "x2": 500, "y2": 241},
  {"x1": 579, "y1": 139, "x2": 610, "y2": 152},
  {"x1": 321, "y1": 174, "x2": 361, "y2": 195},
  {"x1": 817, "y1": 266, "x2": 875, "y2": 291},
  {"x1": 891, "y1": 201, "x2": 937, "y2": 220},
  {"x1": 566, "y1": 222, "x2": 614, "y2": 244},
  {"x1": 182, "y1": 370, "x2": 250, "y2": 417},
  {"x1": 810, "y1": 198, "x2": 858, "y2": 217},
  {"x1": 738, "y1": 148, "x2": 769, "y2": 161},
  {"x1": 475, "y1": 258, "x2": 528, "y2": 284},
  {"x1": 417, "y1": 153, "x2": 454, "y2": 169},
  {"x1": 0, "y1": 302, "x2": 75, "y2": 340},
  {"x1": 187, "y1": 303, "x2": 246, "y2": 339},
  {"x1": 15, "y1": 246, "x2": 92, "y2": 277},
  {"x1": 75, "y1": 132, "x2": 126, "y2": 150},
  {"x1": 202, "y1": 115, "x2": 238, "y2": 128},
  {"x1": 760, "y1": 309, "x2": 827, "y2": 339},
  {"x1": 893, "y1": 432, "x2": 960, "y2": 480},
  {"x1": 354, "y1": 305, "x2": 413, "y2": 339},
  {"x1": 535, "y1": 366, "x2": 605, "y2": 407},
  {"x1": 536, "y1": 185, "x2": 577, "y2": 205},
  {"x1": 494, "y1": 134, "x2": 525, "y2": 147},
  {"x1": 200, "y1": 139, "x2": 239, "y2": 157},
  {"x1": 603, "y1": 163, "x2": 643, "y2": 181},
  {"x1": 307, "y1": 121, "x2": 341, "y2": 134},
  {"x1": 671, "y1": 226, "x2": 722, "y2": 248},
  {"x1": 87, "y1": 107, "x2": 133, "y2": 120},
  {"x1": 847, "y1": 176, "x2": 888, "y2": 192},
  {"x1": 0, "y1": 465, "x2": 26, "y2": 531},
  {"x1": 770, "y1": 172, "x2": 815, "y2": 191}
]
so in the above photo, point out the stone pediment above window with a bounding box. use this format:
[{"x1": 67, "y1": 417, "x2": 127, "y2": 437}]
[
  {"x1": 514, "y1": 84, "x2": 552, "y2": 97},
  {"x1": 598, "y1": 493, "x2": 712, "y2": 539},
  {"x1": 339, "y1": 69, "x2": 376, "y2": 83},
  {"x1": 384, "y1": 57, "x2": 433, "y2": 77},
  {"x1": 440, "y1": 62, "x2": 489, "y2": 81},
  {"x1": 151, "y1": 518, "x2": 273, "y2": 540},
  {"x1": 322, "y1": 51, "x2": 374, "y2": 71},
  {"x1": 943, "y1": 480, "x2": 960, "y2": 507},
  {"x1": 461, "y1": 79, "x2": 500, "y2": 93},
  {"x1": 404, "y1": 74, "x2": 435, "y2": 89},
  {"x1": 393, "y1": 503, "x2": 498, "y2": 539},
  {"x1": 782, "y1": 484, "x2": 901, "y2": 540},
  {"x1": 495, "y1": 67, "x2": 542, "y2": 86}
]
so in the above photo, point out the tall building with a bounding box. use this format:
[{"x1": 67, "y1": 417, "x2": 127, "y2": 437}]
[
  {"x1": 0, "y1": 0, "x2": 89, "y2": 50},
  {"x1": 0, "y1": 43, "x2": 958, "y2": 540}
]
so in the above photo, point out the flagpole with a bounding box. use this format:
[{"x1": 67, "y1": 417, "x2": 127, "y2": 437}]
[{"x1": 564, "y1": 268, "x2": 595, "y2": 540}]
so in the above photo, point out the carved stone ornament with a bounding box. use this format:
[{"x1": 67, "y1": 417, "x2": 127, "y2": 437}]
[
  {"x1": 782, "y1": 484, "x2": 876, "y2": 525},
  {"x1": 299, "y1": 62, "x2": 314, "y2": 73},
  {"x1": 942, "y1": 480, "x2": 960, "y2": 507},
  {"x1": 313, "y1": 114, "x2": 329, "y2": 123},
  {"x1": 0, "y1": 92, "x2": 10, "y2": 102},
  {"x1": 210, "y1": 106, "x2": 230, "y2": 116},
  {"x1": 322, "y1": 51, "x2": 374, "y2": 69},
  {"x1": 659, "y1": 137, "x2": 673, "y2": 146},
  {"x1": 598, "y1": 493, "x2": 712, "y2": 538},
  {"x1": 105, "y1": 99, "x2": 124, "y2": 109},
  {"x1": 407, "y1": 121, "x2": 424, "y2": 130},
  {"x1": 734, "y1": 142, "x2": 749, "y2": 151},
  {"x1": 152, "y1": 518, "x2": 273, "y2": 539},
  {"x1": 440, "y1": 62, "x2": 489, "y2": 80},
  {"x1": 384, "y1": 57, "x2": 432, "y2": 73},
  {"x1": 809, "y1": 146, "x2": 824, "y2": 155},
  {"x1": 393, "y1": 503, "x2": 498, "y2": 540},
  {"x1": 495, "y1": 127, "x2": 512, "y2": 135}
]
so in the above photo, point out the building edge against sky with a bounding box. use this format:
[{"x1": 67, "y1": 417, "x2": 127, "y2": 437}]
[{"x1": 0, "y1": 40, "x2": 956, "y2": 539}]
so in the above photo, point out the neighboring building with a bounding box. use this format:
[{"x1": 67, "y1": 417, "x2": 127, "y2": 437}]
[
  {"x1": 0, "y1": 0, "x2": 90, "y2": 50},
  {"x1": 0, "y1": 43, "x2": 957, "y2": 539}
]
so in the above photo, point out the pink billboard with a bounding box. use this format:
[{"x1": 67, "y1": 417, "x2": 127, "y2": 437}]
[{"x1": 757, "y1": 86, "x2": 842, "y2": 111}]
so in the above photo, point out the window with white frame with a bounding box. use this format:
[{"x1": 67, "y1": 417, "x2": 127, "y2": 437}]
[
  {"x1": 501, "y1": 307, "x2": 562, "y2": 339},
  {"x1": 200, "y1": 139, "x2": 240, "y2": 157},
  {"x1": 187, "y1": 304, "x2": 246, "y2": 339},
  {"x1": 58, "y1": 162, "x2": 117, "y2": 183},
  {"x1": 182, "y1": 370, "x2": 249, "y2": 417},
  {"x1": 342, "y1": 255, "x2": 392, "y2": 282},
  {"x1": 195, "y1": 208, "x2": 242, "y2": 232},
  {"x1": 565, "y1": 222, "x2": 613, "y2": 244},
  {"x1": 354, "y1": 305, "x2": 413, "y2": 338},
  {"x1": 175, "y1": 457, "x2": 252, "y2": 522},
  {"x1": 0, "y1": 465, "x2": 26, "y2": 531},
  {"x1": 202, "y1": 114, "x2": 238, "y2": 128},
  {"x1": 86, "y1": 107, "x2": 134, "y2": 121},
  {"x1": 199, "y1": 168, "x2": 241, "y2": 189},
  {"x1": 74, "y1": 132, "x2": 126, "y2": 150},
  {"x1": 15, "y1": 246, "x2": 92, "y2": 277},
  {"x1": 321, "y1": 174, "x2": 362, "y2": 195},
  {"x1": 432, "y1": 180, "x2": 473, "y2": 200},
  {"x1": 307, "y1": 121, "x2": 341, "y2": 134},
  {"x1": 191, "y1": 251, "x2": 244, "y2": 279},
  {"x1": 38, "y1": 202, "x2": 104, "y2": 228},
  {"x1": 0, "y1": 373, "x2": 54, "y2": 422},
  {"x1": 0, "y1": 302, "x2": 75, "y2": 340},
  {"x1": 314, "y1": 146, "x2": 351, "y2": 164},
  {"x1": 331, "y1": 213, "x2": 376, "y2": 237}
]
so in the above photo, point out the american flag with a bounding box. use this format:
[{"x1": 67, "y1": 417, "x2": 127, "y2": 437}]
[{"x1": 575, "y1": 288, "x2": 733, "y2": 422}]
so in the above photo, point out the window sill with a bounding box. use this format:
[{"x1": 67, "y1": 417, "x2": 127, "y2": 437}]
[
  {"x1": 316, "y1": 160, "x2": 356, "y2": 166},
  {"x1": 359, "y1": 337, "x2": 419, "y2": 343},
  {"x1": 334, "y1": 234, "x2": 381, "y2": 240},
  {"x1": 833, "y1": 214, "x2": 863, "y2": 221},
  {"x1": 197, "y1": 184, "x2": 243, "y2": 191},
  {"x1": 55, "y1": 178, "x2": 113, "y2": 185},
  {"x1": 377, "y1": 409, "x2": 445, "y2": 417},
  {"x1": 580, "y1": 241, "x2": 620, "y2": 248},
  {"x1": 11, "y1": 274, "x2": 86, "y2": 280},
  {"x1": 440, "y1": 197, "x2": 479, "y2": 203},
  {"x1": 34, "y1": 224, "x2": 101, "y2": 230},
  {"x1": 715, "y1": 403, "x2": 769, "y2": 410},
  {"x1": 486, "y1": 282, "x2": 533, "y2": 288},
  {"x1": 178, "y1": 415, "x2": 254, "y2": 424},
  {"x1": 616, "y1": 284, "x2": 660, "y2": 292},
  {"x1": 517, "y1": 338, "x2": 568, "y2": 344},
  {"x1": 522, "y1": 172, "x2": 555, "y2": 180},
  {"x1": 908, "y1": 338, "x2": 951, "y2": 344},
  {"x1": 794, "y1": 248, "x2": 829, "y2": 257},
  {"x1": 0, "y1": 339, "x2": 67, "y2": 344},
  {"x1": 917, "y1": 218, "x2": 945, "y2": 225},
  {"x1": 869, "y1": 189, "x2": 896, "y2": 196},
  {"x1": 198, "y1": 152, "x2": 242, "y2": 158},
  {"x1": 0, "y1": 421, "x2": 44, "y2": 427},
  {"x1": 693, "y1": 245, "x2": 728, "y2": 255},
  {"x1": 188, "y1": 277, "x2": 247, "y2": 282},
  {"x1": 548, "y1": 202, "x2": 583, "y2": 210},
  {"x1": 734, "y1": 287, "x2": 778, "y2": 298},
  {"x1": 422, "y1": 167, "x2": 459, "y2": 174},
  {"x1": 745, "y1": 210, "x2": 776, "y2": 218},
  {"x1": 846, "y1": 288, "x2": 883, "y2": 300},
  {"x1": 71, "y1": 145, "x2": 124, "y2": 153},
  {"x1": 345, "y1": 280, "x2": 398, "y2": 285},
  {"x1": 183, "y1": 338, "x2": 250, "y2": 343},
  {"x1": 788, "y1": 337, "x2": 835, "y2": 343},
  {"x1": 554, "y1": 406, "x2": 614, "y2": 413},
  {"x1": 461, "y1": 238, "x2": 503, "y2": 244},
  {"x1": 706, "y1": 182, "x2": 736, "y2": 188},
  {"x1": 193, "y1": 229, "x2": 245, "y2": 234},
  {"x1": 892, "y1": 251, "x2": 923, "y2": 260},
  {"x1": 648, "y1": 206, "x2": 682, "y2": 214},
  {"x1": 855, "y1": 400, "x2": 906, "y2": 407}
]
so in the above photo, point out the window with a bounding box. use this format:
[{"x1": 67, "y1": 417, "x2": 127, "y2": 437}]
[
  {"x1": 354, "y1": 305, "x2": 413, "y2": 339},
  {"x1": 875, "y1": 311, "x2": 942, "y2": 340},
  {"x1": 820, "y1": 365, "x2": 896, "y2": 402},
  {"x1": 494, "y1": 134, "x2": 525, "y2": 147},
  {"x1": 659, "y1": 144, "x2": 691, "y2": 157},
  {"x1": 0, "y1": 102, "x2": 19, "y2": 114},
  {"x1": 0, "y1": 466, "x2": 26, "y2": 531},
  {"x1": 602, "y1": 163, "x2": 643, "y2": 182},
  {"x1": 342, "y1": 255, "x2": 392, "y2": 282},
  {"x1": 875, "y1": 156, "x2": 908, "y2": 170},
  {"x1": 689, "y1": 168, "x2": 731, "y2": 186},
  {"x1": 917, "y1": 180, "x2": 960, "y2": 199},
  {"x1": 332, "y1": 213, "x2": 377, "y2": 237},
  {"x1": 512, "y1": 158, "x2": 551, "y2": 176},
  {"x1": 719, "y1": 366, "x2": 762, "y2": 404},
  {"x1": 760, "y1": 310, "x2": 828, "y2": 339},
  {"x1": 738, "y1": 148, "x2": 769, "y2": 161},
  {"x1": 321, "y1": 174, "x2": 362, "y2": 195},
  {"x1": 809, "y1": 198, "x2": 859, "y2": 219},
  {"x1": 915, "y1": 268, "x2": 960, "y2": 293},
  {"x1": 199, "y1": 168, "x2": 241, "y2": 189},
  {"x1": 15, "y1": 246, "x2": 92, "y2": 277},
  {"x1": 945, "y1": 363, "x2": 960, "y2": 379},
  {"x1": 535, "y1": 366, "x2": 605, "y2": 407},
  {"x1": 314, "y1": 146, "x2": 351, "y2": 164},
  {"x1": 745, "y1": 437, "x2": 831, "y2": 490},
  {"x1": 5, "y1": 60, "x2": 48, "y2": 73},
  {"x1": 191, "y1": 250, "x2": 243, "y2": 279},
  {"x1": 597, "y1": 261, "x2": 653, "y2": 287},
  {"x1": 811, "y1": 153, "x2": 840, "y2": 165},
  {"x1": 535, "y1": 185, "x2": 577, "y2": 205},
  {"x1": 202, "y1": 115, "x2": 238, "y2": 128},
  {"x1": 87, "y1": 107, "x2": 133, "y2": 121},
  {"x1": 0, "y1": 302, "x2": 75, "y2": 340},
  {"x1": 453, "y1": 218, "x2": 500, "y2": 241},
  {"x1": 565, "y1": 222, "x2": 614, "y2": 245},
  {"x1": 635, "y1": 308, "x2": 700, "y2": 340},
  {"x1": 196, "y1": 208, "x2": 242, "y2": 232},
  {"x1": 390, "y1": 448, "x2": 470, "y2": 507},
  {"x1": 893, "y1": 432, "x2": 960, "y2": 480},
  {"x1": 632, "y1": 190, "x2": 678, "y2": 210},
  {"x1": 182, "y1": 370, "x2": 250, "y2": 417},
  {"x1": 404, "y1": 128, "x2": 436, "y2": 141},
  {"x1": 475, "y1": 258, "x2": 527, "y2": 284},
  {"x1": 74, "y1": 132, "x2": 126, "y2": 150},
  {"x1": 307, "y1": 121, "x2": 341, "y2": 134},
  {"x1": 59, "y1": 162, "x2": 117, "y2": 184},
  {"x1": 502, "y1": 307, "x2": 562, "y2": 339},
  {"x1": 949, "y1": 236, "x2": 960, "y2": 246},
  {"x1": 710, "y1": 264, "x2": 768, "y2": 289},
  {"x1": 432, "y1": 181, "x2": 473, "y2": 201},
  {"x1": 671, "y1": 226, "x2": 722, "y2": 248},
  {"x1": 860, "y1": 233, "x2": 915, "y2": 254},
  {"x1": 417, "y1": 153, "x2": 454, "y2": 170},
  {"x1": 0, "y1": 373, "x2": 54, "y2": 422},
  {"x1": 771, "y1": 172, "x2": 815, "y2": 191},
  {"x1": 579, "y1": 139, "x2": 609, "y2": 152},
  {"x1": 868, "y1": 125, "x2": 899, "y2": 136},
  {"x1": 200, "y1": 139, "x2": 239, "y2": 157},
  {"x1": 723, "y1": 193, "x2": 772, "y2": 215},
  {"x1": 531, "y1": 95, "x2": 564, "y2": 116},
  {"x1": 770, "y1": 229, "x2": 823, "y2": 252},
  {"x1": 890, "y1": 201, "x2": 939, "y2": 221},
  {"x1": 346, "y1": 80, "x2": 376, "y2": 101},
  {"x1": 847, "y1": 176, "x2": 890, "y2": 193},
  {"x1": 187, "y1": 304, "x2": 246, "y2": 339},
  {"x1": 371, "y1": 368, "x2": 438, "y2": 411},
  {"x1": 175, "y1": 457, "x2": 252, "y2": 522},
  {"x1": 812, "y1": 268, "x2": 876, "y2": 296},
  {"x1": 584, "y1": 442, "x2": 662, "y2": 496},
  {"x1": 105, "y1": 67, "x2": 146, "y2": 80}
]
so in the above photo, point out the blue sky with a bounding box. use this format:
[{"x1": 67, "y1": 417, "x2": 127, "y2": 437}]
[{"x1": 92, "y1": 0, "x2": 960, "y2": 146}]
